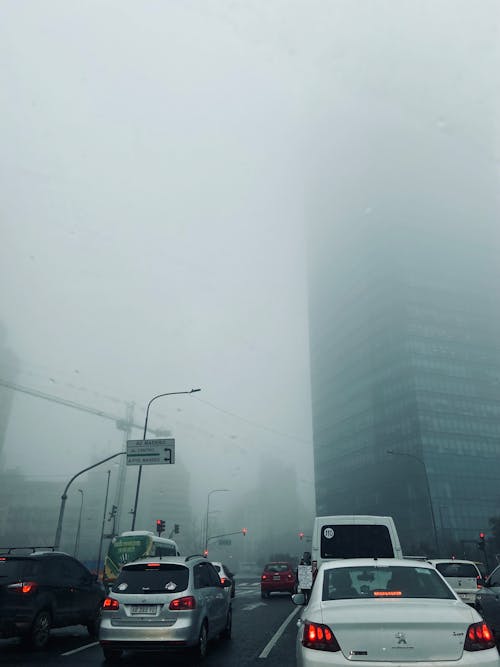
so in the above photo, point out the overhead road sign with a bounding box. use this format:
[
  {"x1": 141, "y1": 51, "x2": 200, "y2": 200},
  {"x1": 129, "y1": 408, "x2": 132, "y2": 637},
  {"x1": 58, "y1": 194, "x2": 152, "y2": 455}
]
[{"x1": 126, "y1": 438, "x2": 175, "y2": 466}]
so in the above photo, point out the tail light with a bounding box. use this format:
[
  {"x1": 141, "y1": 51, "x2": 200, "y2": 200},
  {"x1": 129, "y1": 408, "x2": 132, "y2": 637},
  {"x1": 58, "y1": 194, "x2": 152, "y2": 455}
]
[
  {"x1": 302, "y1": 621, "x2": 340, "y2": 652},
  {"x1": 169, "y1": 596, "x2": 196, "y2": 610},
  {"x1": 220, "y1": 577, "x2": 227, "y2": 585},
  {"x1": 103, "y1": 597, "x2": 120, "y2": 610},
  {"x1": 287, "y1": 573, "x2": 293, "y2": 580},
  {"x1": 464, "y1": 622, "x2": 496, "y2": 651},
  {"x1": 261, "y1": 574, "x2": 268, "y2": 581},
  {"x1": 7, "y1": 581, "x2": 38, "y2": 594},
  {"x1": 477, "y1": 576, "x2": 483, "y2": 589}
]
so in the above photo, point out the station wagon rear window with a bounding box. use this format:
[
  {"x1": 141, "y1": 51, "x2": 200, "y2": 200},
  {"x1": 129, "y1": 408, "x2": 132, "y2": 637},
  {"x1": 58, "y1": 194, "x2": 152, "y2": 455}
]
[
  {"x1": 435, "y1": 563, "x2": 479, "y2": 578},
  {"x1": 113, "y1": 563, "x2": 189, "y2": 594}
]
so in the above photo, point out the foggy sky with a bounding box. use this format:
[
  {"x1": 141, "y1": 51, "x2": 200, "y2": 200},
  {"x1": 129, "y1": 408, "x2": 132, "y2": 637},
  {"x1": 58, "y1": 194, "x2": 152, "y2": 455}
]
[{"x1": 1, "y1": 0, "x2": 499, "y2": 518}]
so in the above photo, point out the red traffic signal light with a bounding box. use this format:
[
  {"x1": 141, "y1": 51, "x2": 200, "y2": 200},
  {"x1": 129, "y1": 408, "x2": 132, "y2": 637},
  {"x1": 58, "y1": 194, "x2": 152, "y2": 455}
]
[
  {"x1": 156, "y1": 519, "x2": 165, "y2": 535},
  {"x1": 203, "y1": 549, "x2": 208, "y2": 557},
  {"x1": 479, "y1": 532, "x2": 485, "y2": 540},
  {"x1": 299, "y1": 532, "x2": 304, "y2": 540},
  {"x1": 242, "y1": 528, "x2": 247, "y2": 536}
]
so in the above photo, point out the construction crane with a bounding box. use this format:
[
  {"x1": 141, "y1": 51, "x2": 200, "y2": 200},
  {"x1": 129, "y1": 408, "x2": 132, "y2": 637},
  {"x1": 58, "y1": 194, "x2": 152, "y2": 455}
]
[{"x1": 0, "y1": 377, "x2": 170, "y2": 533}]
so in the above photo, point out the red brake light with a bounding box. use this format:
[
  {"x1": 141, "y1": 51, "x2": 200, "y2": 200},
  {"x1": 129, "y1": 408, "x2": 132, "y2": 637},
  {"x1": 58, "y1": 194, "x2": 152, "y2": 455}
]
[
  {"x1": 303, "y1": 621, "x2": 340, "y2": 651},
  {"x1": 261, "y1": 574, "x2": 268, "y2": 581},
  {"x1": 374, "y1": 590, "x2": 402, "y2": 597},
  {"x1": 147, "y1": 563, "x2": 161, "y2": 568},
  {"x1": 169, "y1": 595, "x2": 196, "y2": 610},
  {"x1": 220, "y1": 577, "x2": 227, "y2": 584},
  {"x1": 464, "y1": 622, "x2": 495, "y2": 651},
  {"x1": 8, "y1": 581, "x2": 38, "y2": 594},
  {"x1": 103, "y1": 597, "x2": 120, "y2": 610}
]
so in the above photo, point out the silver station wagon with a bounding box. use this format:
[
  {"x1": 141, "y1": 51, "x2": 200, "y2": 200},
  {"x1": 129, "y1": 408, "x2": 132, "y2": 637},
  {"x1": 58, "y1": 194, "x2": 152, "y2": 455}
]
[{"x1": 99, "y1": 555, "x2": 232, "y2": 662}]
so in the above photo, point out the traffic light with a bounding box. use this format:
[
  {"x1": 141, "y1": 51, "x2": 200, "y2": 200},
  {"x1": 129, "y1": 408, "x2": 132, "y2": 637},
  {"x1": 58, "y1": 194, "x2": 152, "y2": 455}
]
[
  {"x1": 156, "y1": 519, "x2": 165, "y2": 536},
  {"x1": 478, "y1": 532, "x2": 486, "y2": 552},
  {"x1": 299, "y1": 532, "x2": 304, "y2": 541},
  {"x1": 174, "y1": 524, "x2": 180, "y2": 534},
  {"x1": 203, "y1": 549, "x2": 208, "y2": 557},
  {"x1": 242, "y1": 528, "x2": 247, "y2": 536}
]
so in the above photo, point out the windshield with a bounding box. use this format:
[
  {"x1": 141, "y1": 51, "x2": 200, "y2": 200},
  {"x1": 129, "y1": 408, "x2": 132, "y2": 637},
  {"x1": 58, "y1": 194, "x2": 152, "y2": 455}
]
[{"x1": 323, "y1": 566, "x2": 456, "y2": 601}]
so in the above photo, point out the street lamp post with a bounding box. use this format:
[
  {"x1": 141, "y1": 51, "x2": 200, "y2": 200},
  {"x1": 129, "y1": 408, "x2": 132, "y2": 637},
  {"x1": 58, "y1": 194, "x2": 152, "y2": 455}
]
[
  {"x1": 130, "y1": 388, "x2": 201, "y2": 530},
  {"x1": 387, "y1": 449, "x2": 439, "y2": 554},
  {"x1": 204, "y1": 489, "x2": 230, "y2": 555},
  {"x1": 54, "y1": 451, "x2": 125, "y2": 550},
  {"x1": 74, "y1": 489, "x2": 84, "y2": 557}
]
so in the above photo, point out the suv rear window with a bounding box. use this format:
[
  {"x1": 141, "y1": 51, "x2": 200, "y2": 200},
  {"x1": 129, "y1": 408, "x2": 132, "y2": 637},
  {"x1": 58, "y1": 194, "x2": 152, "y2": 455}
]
[
  {"x1": 320, "y1": 524, "x2": 394, "y2": 559},
  {"x1": 113, "y1": 563, "x2": 189, "y2": 594},
  {"x1": 0, "y1": 558, "x2": 40, "y2": 581},
  {"x1": 435, "y1": 563, "x2": 479, "y2": 578}
]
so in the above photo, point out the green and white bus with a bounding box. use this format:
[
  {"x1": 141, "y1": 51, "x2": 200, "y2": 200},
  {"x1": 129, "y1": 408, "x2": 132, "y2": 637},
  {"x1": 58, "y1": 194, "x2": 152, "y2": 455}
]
[{"x1": 104, "y1": 531, "x2": 180, "y2": 589}]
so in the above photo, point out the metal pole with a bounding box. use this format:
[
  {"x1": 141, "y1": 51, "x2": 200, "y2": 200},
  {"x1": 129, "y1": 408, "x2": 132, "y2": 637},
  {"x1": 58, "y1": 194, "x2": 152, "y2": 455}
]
[
  {"x1": 130, "y1": 388, "x2": 201, "y2": 530},
  {"x1": 387, "y1": 449, "x2": 439, "y2": 555},
  {"x1": 204, "y1": 489, "x2": 230, "y2": 555},
  {"x1": 74, "y1": 489, "x2": 84, "y2": 557},
  {"x1": 96, "y1": 470, "x2": 111, "y2": 580},
  {"x1": 54, "y1": 451, "x2": 125, "y2": 550}
]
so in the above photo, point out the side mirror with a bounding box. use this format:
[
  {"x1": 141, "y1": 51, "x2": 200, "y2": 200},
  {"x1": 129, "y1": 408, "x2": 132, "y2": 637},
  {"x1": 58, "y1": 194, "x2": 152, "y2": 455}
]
[{"x1": 292, "y1": 592, "x2": 306, "y2": 606}]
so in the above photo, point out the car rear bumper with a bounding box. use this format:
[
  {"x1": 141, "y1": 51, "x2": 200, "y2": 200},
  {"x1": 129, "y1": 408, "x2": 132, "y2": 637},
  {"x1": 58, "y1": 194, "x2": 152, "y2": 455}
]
[
  {"x1": 99, "y1": 618, "x2": 199, "y2": 647},
  {"x1": 261, "y1": 582, "x2": 296, "y2": 593}
]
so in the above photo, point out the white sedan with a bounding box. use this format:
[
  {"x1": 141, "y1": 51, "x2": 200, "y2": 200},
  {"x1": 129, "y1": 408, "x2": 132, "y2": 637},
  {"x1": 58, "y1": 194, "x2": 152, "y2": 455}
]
[{"x1": 293, "y1": 558, "x2": 499, "y2": 667}]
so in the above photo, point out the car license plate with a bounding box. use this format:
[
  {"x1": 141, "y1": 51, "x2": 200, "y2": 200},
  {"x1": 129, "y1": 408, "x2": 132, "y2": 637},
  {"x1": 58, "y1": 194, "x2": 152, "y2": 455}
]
[
  {"x1": 130, "y1": 605, "x2": 157, "y2": 615},
  {"x1": 273, "y1": 575, "x2": 280, "y2": 581}
]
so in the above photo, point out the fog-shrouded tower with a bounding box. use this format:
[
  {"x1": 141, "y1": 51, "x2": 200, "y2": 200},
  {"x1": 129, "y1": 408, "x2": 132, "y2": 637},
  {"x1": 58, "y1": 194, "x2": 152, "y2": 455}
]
[
  {"x1": 0, "y1": 323, "x2": 19, "y2": 469},
  {"x1": 307, "y1": 4, "x2": 500, "y2": 556}
]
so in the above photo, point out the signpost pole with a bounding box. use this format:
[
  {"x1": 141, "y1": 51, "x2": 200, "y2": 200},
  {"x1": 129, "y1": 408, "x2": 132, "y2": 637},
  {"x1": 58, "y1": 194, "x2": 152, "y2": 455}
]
[{"x1": 130, "y1": 389, "x2": 200, "y2": 530}]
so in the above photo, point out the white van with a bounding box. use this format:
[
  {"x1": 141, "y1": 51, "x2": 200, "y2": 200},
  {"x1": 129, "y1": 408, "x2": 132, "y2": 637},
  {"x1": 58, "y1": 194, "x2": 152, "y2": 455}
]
[{"x1": 311, "y1": 515, "x2": 403, "y2": 572}]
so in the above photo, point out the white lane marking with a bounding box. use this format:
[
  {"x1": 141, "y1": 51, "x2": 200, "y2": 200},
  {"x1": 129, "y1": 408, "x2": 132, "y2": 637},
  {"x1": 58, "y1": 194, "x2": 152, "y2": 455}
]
[
  {"x1": 61, "y1": 641, "x2": 99, "y2": 656},
  {"x1": 241, "y1": 602, "x2": 268, "y2": 611},
  {"x1": 258, "y1": 606, "x2": 300, "y2": 659}
]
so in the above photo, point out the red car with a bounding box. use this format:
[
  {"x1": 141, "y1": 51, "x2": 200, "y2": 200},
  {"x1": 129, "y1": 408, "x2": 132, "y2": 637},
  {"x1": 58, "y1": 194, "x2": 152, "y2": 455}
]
[{"x1": 260, "y1": 562, "x2": 297, "y2": 598}]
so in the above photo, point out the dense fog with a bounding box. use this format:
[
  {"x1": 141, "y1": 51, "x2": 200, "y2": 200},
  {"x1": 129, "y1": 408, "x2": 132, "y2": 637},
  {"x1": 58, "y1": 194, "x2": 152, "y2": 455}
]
[{"x1": 1, "y1": 1, "x2": 499, "y2": 564}]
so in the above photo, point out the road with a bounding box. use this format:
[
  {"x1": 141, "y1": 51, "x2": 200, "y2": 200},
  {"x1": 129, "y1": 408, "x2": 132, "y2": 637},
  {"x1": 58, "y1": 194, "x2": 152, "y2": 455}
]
[{"x1": 0, "y1": 577, "x2": 299, "y2": 666}]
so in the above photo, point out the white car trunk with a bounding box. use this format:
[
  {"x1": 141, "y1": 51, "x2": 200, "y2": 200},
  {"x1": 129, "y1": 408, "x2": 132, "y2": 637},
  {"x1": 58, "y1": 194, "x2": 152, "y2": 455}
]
[{"x1": 320, "y1": 599, "x2": 474, "y2": 661}]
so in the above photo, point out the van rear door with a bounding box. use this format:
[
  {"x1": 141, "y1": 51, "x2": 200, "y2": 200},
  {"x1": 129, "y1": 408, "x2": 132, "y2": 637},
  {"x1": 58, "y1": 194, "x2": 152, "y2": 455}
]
[{"x1": 320, "y1": 523, "x2": 395, "y2": 559}]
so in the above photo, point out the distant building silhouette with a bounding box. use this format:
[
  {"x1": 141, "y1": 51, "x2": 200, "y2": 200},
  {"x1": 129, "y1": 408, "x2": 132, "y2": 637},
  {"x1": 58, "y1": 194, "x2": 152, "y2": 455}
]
[{"x1": 0, "y1": 323, "x2": 19, "y2": 469}]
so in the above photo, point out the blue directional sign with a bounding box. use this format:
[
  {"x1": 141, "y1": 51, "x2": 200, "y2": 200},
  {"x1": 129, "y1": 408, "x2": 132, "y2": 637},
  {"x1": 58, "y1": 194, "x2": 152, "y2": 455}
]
[{"x1": 126, "y1": 438, "x2": 175, "y2": 466}]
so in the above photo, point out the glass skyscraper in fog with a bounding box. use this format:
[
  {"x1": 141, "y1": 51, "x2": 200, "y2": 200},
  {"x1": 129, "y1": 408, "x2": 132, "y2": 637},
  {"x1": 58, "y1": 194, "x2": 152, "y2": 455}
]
[{"x1": 307, "y1": 88, "x2": 500, "y2": 556}]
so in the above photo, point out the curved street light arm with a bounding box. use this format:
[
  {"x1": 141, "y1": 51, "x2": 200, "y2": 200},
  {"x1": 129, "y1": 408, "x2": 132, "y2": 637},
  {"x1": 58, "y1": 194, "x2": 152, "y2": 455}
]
[{"x1": 54, "y1": 451, "x2": 125, "y2": 549}]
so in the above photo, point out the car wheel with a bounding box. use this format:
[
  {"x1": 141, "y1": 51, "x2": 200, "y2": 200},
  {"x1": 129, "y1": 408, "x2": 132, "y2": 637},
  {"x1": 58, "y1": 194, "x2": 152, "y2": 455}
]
[
  {"x1": 194, "y1": 621, "x2": 208, "y2": 660},
  {"x1": 220, "y1": 607, "x2": 232, "y2": 640},
  {"x1": 102, "y1": 646, "x2": 123, "y2": 663},
  {"x1": 26, "y1": 610, "x2": 51, "y2": 649},
  {"x1": 86, "y1": 604, "x2": 102, "y2": 637}
]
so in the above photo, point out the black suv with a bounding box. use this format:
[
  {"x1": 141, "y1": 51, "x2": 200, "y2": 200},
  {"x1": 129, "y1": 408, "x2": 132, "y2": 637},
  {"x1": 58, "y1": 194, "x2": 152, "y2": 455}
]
[{"x1": 0, "y1": 550, "x2": 105, "y2": 648}]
